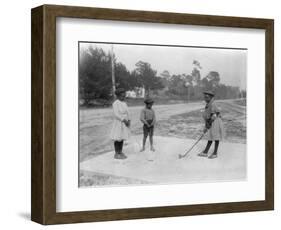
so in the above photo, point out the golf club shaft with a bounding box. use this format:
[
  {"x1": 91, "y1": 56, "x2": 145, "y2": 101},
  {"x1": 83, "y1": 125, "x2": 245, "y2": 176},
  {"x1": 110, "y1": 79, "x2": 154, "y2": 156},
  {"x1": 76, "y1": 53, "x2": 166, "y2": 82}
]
[{"x1": 181, "y1": 133, "x2": 205, "y2": 158}]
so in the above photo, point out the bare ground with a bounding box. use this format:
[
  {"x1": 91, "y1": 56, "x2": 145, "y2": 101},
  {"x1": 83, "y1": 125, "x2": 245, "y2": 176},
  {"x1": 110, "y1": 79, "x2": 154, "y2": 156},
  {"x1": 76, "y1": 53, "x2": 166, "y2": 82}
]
[{"x1": 79, "y1": 99, "x2": 246, "y2": 187}]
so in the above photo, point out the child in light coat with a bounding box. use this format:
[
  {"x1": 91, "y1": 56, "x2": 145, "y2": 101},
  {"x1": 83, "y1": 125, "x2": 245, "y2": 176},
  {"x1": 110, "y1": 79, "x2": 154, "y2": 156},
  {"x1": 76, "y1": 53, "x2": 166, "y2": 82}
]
[
  {"x1": 198, "y1": 91, "x2": 224, "y2": 159},
  {"x1": 110, "y1": 88, "x2": 131, "y2": 159}
]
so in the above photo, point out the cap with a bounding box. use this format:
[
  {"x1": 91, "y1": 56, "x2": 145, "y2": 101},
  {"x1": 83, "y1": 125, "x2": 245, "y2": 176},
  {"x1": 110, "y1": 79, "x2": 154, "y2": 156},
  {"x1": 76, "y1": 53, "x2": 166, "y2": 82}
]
[
  {"x1": 115, "y1": 88, "x2": 125, "y2": 96},
  {"x1": 144, "y1": 98, "x2": 154, "y2": 104},
  {"x1": 203, "y1": 90, "x2": 215, "y2": 97}
]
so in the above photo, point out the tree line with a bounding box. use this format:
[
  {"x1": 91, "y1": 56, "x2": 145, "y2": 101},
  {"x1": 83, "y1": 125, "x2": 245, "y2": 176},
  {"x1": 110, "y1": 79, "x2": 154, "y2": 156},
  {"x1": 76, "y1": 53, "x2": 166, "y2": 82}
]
[
  {"x1": 79, "y1": 46, "x2": 246, "y2": 106},
  {"x1": 160, "y1": 68, "x2": 246, "y2": 101}
]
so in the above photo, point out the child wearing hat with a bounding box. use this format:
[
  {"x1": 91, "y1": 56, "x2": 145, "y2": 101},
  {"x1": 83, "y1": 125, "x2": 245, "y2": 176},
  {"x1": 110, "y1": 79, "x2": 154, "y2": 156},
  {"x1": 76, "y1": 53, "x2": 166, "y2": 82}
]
[
  {"x1": 140, "y1": 98, "x2": 156, "y2": 152},
  {"x1": 109, "y1": 88, "x2": 131, "y2": 160},
  {"x1": 198, "y1": 91, "x2": 224, "y2": 159}
]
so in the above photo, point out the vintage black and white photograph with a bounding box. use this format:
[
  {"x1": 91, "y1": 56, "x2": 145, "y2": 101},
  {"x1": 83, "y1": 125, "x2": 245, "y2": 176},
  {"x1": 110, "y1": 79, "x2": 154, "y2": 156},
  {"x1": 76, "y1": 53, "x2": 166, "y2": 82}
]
[{"x1": 78, "y1": 42, "x2": 247, "y2": 187}]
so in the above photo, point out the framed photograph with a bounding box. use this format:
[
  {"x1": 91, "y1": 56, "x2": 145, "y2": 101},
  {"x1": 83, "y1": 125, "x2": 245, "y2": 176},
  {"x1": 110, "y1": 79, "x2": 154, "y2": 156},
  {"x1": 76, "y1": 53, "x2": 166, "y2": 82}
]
[{"x1": 31, "y1": 4, "x2": 274, "y2": 225}]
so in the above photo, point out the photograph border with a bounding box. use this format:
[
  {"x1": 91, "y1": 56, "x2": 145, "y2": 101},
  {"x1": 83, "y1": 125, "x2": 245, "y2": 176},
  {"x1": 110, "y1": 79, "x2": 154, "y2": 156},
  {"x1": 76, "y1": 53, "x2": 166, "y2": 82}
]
[{"x1": 31, "y1": 4, "x2": 274, "y2": 225}]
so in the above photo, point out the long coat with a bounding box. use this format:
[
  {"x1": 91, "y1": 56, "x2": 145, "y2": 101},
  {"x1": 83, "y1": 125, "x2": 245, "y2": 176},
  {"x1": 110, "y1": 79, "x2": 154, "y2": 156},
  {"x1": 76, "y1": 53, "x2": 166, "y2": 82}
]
[
  {"x1": 203, "y1": 99, "x2": 224, "y2": 141},
  {"x1": 109, "y1": 99, "x2": 130, "y2": 141}
]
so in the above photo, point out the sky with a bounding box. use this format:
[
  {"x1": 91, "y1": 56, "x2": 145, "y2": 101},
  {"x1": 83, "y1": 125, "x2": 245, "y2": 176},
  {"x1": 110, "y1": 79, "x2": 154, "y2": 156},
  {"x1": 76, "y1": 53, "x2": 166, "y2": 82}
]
[{"x1": 80, "y1": 42, "x2": 247, "y2": 90}]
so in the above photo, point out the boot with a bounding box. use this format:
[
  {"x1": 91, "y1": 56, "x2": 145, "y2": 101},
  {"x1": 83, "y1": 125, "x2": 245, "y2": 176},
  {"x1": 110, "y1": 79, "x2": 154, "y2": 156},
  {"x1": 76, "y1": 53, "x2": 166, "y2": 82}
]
[
  {"x1": 114, "y1": 141, "x2": 127, "y2": 160},
  {"x1": 208, "y1": 141, "x2": 219, "y2": 159},
  {"x1": 114, "y1": 141, "x2": 120, "y2": 159},
  {"x1": 118, "y1": 141, "x2": 127, "y2": 159},
  {"x1": 198, "y1": 141, "x2": 212, "y2": 157}
]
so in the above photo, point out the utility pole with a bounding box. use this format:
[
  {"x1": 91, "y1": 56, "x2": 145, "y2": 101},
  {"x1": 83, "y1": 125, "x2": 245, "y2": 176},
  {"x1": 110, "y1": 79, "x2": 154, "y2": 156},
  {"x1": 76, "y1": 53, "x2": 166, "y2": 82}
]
[
  {"x1": 185, "y1": 82, "x2": 190, "y2": 103},
  {"x1": 111, "y1": 44, "x2": 116, "y2": 99}
]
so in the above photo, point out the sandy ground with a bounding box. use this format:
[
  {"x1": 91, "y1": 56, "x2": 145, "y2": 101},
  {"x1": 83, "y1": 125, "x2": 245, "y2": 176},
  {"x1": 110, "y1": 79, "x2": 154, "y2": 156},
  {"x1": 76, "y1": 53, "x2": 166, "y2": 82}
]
[
  {"x1": 80, "y1": 136, "x2": 246, "y2": 186},
  {"x1": 79, "y1": 99, "x2": 247, "y2": 187}
]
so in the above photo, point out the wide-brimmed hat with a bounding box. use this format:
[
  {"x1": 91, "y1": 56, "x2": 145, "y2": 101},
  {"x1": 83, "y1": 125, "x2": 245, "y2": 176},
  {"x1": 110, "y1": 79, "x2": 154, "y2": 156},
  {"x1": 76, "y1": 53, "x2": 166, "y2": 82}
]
[
  {"x1": 115, "y1": 88, "x2": 125, "y2": 96},
  {"x1": 144, "y1": 98, "x2": 154, "y2": 104},
  {"x1": 203, "y1": 90, "x2": 215, "y2": 97}
]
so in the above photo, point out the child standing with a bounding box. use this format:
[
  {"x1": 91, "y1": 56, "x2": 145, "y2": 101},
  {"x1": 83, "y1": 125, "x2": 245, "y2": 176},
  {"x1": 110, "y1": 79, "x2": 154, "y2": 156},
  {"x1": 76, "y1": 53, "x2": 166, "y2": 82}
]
[
  {"x1": 140, "y1": 98, "x2": 156, "y2": 152},
  {"x1": 198, "y1": 91, "x2": 224, "y2": 159},
  {"x1": 110, "y1": 88, "x2": 131, "y2": 160}
]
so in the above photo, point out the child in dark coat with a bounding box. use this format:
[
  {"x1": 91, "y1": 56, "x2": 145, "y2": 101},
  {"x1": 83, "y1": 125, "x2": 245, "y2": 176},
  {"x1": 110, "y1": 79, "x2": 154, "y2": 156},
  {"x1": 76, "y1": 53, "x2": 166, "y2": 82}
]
[{"x1": 140, "y1": 98, "x2": 156, "y2": 152}]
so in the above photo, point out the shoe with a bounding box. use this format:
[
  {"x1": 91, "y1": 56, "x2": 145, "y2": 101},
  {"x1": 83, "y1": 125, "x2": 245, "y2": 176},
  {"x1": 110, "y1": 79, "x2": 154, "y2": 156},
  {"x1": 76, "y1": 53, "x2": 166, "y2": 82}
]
[
  {"x1": 114, "y1": 153, "x2": 122, "y2": 159},
  {"x1": 198, "y1": 152, "x2": 208, "y2": 157},
  {"x1": 140, "y1": 148, "x2": 145, "y2": 152},
  {"x1": 150, "y1": 147, "x2": 155, "y2": 152},
  {"x1": 114, "y1": 153, "x2": 127, "y2": 160},
  {"x1": 119, "y1": 152, "x2": 127, "y2": 159},
  {"x1": 208, "y1": 153, "x2": 217, "y2": 159}
]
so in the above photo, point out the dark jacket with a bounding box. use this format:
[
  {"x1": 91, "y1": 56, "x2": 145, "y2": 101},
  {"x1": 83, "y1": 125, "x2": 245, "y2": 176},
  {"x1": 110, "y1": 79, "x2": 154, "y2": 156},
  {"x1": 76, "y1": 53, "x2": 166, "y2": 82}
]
[{"x1": 203, "y1": 99, "x2": 221, "y2": 129}]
